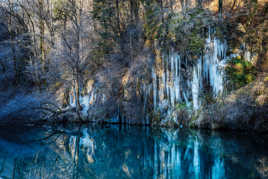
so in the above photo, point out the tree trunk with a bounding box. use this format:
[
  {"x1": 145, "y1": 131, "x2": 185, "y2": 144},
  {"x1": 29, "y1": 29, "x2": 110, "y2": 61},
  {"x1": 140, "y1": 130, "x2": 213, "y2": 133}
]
[
  {"x1": 38, "y1": 0, "x2": 46, "y2": 72},
  {"x1": 8, "y1": 0, "x2": 19, "y2": 85},
  {"x1": 130, "y1": 0, "x2": 139, "y2": 24},
  {"x1": 218, "y1": 0, "x2": 223, "y2": 18},
  {"x1": 74, "y1": 77, "x2": 82, "y2": 120},
  {"x1": 115, "y1": 0, "x2": 121, "y2": 37}
]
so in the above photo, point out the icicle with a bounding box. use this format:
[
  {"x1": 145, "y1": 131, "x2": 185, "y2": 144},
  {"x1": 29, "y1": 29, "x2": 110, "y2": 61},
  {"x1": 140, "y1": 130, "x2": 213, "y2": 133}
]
[
  {"x1": 89, "y1": 90, "x2": 95, "y2": 105},
  {"x1": 80, "y1": 95, "x2": 89, "y2": 116},
  {"x1": 192, "y1": 58, "x2": 202, "y2": 110},
  {"x1": 102, "y1": 94, "x2": 106, "y2": 103},
  {"x1": 203, "y1": 36, "x2": 227, "y2": 97},
  {"x1": 197, "y1": 58, "x2": 202, "y2": 90},
  {"x1": 143, "y1": 84, "x2": 147, "y2": 113},
  {"x1": 152, "y1": 68, "x2": 158, "y2": 109},
  {"x1": 69, "y1": 92, "x2": 75, "y2": 107},
  {"x1": 111, "y1": 104, "x2": 120, "y2": 123},
  {"x1": 170, "y1": 85, "x2": 175, "y2": 107},
  {"x1": 153, "y1": 141, "x2": 158, "y2": 179},
  {"x1": 183, "y1": 92, "x2": 191, "y2": 107},
  {"x1": 244, "y1": 50, "x2": 251, "y2": 61},
  {"x1": 170, "y1": 53, "x2": 176, "y2": 107},
  {"x1": 148, "y1": 28, "x2": 228, "y2": 112},
  {"x1": 166, "y1": 61, "x2": 170, "y2": 103},
  {"x1": 171, "y1": 53, "x2": 175, "y2": 79},
  {"x1": 174, "y1": 54, "x2": 181, "y2": 103},
  {"x1": 162, "y1": 55, "x2": 166, "y2": 98},
  {"x1": 161, "y1": 67, "x2": 166, "y2": 101},
  {"x1": 143, "y1": 84, "x2": 151, "y2": 123},
  {"x1": 192, "y1": 66, "x2": 199, "y2": 110}
]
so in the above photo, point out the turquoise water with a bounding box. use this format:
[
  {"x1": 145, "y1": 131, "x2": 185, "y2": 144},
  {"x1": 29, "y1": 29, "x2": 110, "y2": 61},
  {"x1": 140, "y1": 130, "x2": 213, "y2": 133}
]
[{"x1": 0, "y1": 125, "x2": 267, "y2": 179}]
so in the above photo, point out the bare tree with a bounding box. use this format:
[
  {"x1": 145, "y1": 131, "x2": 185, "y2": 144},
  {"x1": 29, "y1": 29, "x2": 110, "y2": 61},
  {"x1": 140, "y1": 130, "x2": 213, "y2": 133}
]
[{"x1": 52, "y1": 0, "x2": 93, "y2": 120}]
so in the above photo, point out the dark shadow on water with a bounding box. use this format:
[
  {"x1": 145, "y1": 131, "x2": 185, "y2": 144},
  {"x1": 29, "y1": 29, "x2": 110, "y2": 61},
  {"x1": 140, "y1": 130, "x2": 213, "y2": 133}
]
[{"x1": 0, "y1": 124, "x2": 267, "y2": 179}]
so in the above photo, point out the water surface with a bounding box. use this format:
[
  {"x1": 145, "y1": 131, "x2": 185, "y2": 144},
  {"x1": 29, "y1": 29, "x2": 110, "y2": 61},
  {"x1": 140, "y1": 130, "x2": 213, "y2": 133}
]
[{"x1": 0, "y1": 125, "x2": 267, "y2": 179}]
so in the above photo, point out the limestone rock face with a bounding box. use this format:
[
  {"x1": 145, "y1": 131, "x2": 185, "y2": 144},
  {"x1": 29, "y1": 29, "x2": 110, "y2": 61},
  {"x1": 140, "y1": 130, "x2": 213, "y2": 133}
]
[
  {"x1": 55, "y1": 0, "x2": 268, "y2": 128},
  {"x1": 192, "y1": 73, "x2": 268, "y2": 132}
]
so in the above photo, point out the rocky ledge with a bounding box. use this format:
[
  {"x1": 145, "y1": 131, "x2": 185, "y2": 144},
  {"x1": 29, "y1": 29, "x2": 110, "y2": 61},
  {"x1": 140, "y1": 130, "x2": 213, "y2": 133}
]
[{"x1": 192, "y1": 73, "x2": 268, "y2": 132}]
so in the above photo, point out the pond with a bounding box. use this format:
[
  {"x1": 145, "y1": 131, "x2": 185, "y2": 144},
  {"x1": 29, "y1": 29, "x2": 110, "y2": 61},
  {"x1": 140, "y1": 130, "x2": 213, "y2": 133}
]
[{"x1": 0, "y1": 124, "x2": 267, "y2": 179}]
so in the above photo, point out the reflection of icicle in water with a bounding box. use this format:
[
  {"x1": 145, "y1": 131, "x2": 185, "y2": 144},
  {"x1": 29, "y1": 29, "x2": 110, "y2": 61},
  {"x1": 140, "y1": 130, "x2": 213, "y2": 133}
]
[
  {"x1": 69, "y1": 136, "x2": 76, "y2": 159},
  {"x1": 212, "y1": 156, "x2": 225, "y2": 179},
  {"x1": 175, "y1": 146, "x2": 182, "y2": 178},
  {"x1": 193, "y1": 139, "x2": 200, "y2": 179},
  {"x1": 153, "y1": 141, "x2": 158, "y2": 179},
  {"x1": 80, "y1": 129, "x2": 93, "y2": 148},
  {"x1": 80, "y1": 128, "x2": 95, "y2": 163},
  {"x1": 152, "y1": 130, "x2": 185, "y2": 179}
]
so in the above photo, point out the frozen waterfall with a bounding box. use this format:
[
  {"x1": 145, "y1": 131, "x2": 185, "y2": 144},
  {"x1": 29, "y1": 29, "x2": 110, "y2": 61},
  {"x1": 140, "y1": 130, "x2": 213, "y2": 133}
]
[{"x1": 151, "y1": 35, "x2": 228, "y2": 111}]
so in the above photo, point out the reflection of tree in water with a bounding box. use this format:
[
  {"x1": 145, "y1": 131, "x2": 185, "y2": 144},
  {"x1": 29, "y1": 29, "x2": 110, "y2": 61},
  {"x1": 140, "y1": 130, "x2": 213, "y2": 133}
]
[
  {"x1": 1, "y1": 126, "x2": 267, "y2": 179},
  {"x1": 12, "y1": 134, "x2": 77, "y2": 178}
]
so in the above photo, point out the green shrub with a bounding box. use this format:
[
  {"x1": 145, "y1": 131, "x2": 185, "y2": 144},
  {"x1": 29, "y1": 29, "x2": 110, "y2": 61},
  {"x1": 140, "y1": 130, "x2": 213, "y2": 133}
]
[
  {"x1": 175, "y1": 103, "x2": 187, "y2": 111},
  {"x1": 226, "y1": 56, "x2": 257, "y2": 89}
]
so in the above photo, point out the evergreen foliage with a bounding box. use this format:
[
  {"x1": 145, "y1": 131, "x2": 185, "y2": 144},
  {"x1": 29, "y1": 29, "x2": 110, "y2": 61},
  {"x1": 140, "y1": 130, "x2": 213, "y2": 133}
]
[{"x1": 226, "y1": 56, "x2": 257, "y2": 89}]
